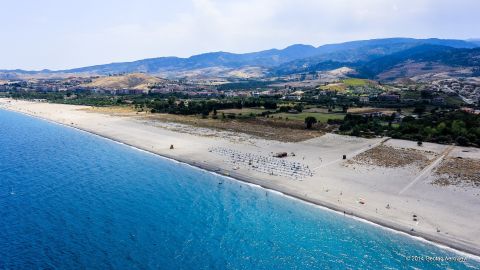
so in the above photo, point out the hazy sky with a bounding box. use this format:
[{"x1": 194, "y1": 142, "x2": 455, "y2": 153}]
[{"x1": 1, "y1": 0, "x2": 479, "y2": 70}]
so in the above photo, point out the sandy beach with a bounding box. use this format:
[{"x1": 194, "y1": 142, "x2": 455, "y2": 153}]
[{"x1": 1, "y1": 98, "x2": 479, "y2": 257}]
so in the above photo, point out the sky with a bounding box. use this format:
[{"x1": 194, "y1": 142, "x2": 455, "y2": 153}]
[{"x1": 1, "y1": 0, "x2": 479, "y2": 70}]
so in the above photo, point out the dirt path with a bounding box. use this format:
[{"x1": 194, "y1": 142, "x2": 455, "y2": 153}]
[{"x1": 398, "y1": 145, "x2": 455, "y2": 195}]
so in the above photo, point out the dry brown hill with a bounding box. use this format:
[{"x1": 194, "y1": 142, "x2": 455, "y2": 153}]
[{"x1": 82, "y1": 73, "x2": 164, "y2": 90}]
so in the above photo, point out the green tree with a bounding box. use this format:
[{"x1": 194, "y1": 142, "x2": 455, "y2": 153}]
[
  {"x1": 451, "y1": 120, "x2": 467, "y2": 137},
  {"x1": 294, "y1": 103, "x2": 304, "y2": 112},
  {"x1": 167, "y1": 96, "x2": 176, "y2": 106},
  {"x1": 413, "y1": 104, "x2": 426, "y2": 116},
  {"x1": 305, "y1": 116, "x2": 317, "y2": 129},
  {"x1": 437, "y1": 122, "x2": 447, "y2": 133}
]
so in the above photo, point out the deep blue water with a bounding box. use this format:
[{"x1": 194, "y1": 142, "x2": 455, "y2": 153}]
[{"x1": 0, "y1": 109, "x2": 478, "y2": 270}]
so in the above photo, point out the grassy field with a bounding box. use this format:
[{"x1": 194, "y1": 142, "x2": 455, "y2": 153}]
[
  {"x1": 304, "y1": 106, "x2": 351, "y2": 113},
  {"x1": 217, "y1": 107, "x2": 346, "y2": 123},
  {"x1": 318, "y1": 79, "x2": 376, "y2": 93},
  {"x1": 318, "y1": 83, "x2": 347, "y2": 92},
  {"x1": 347, "y1": 107, "x2": 396, "y2": 115},
  {"x1": 218, "y1": 108, "x2": 268, "y2": 115},
  {"x1": 444, "y1": 95, "x2": 465, "y2": 106},
  {"x1": 272, "y1": 112, "x2": 345, "y2": 123},
  {"x1": 342, "y1": 78, "x2": 370, "y2": 87}
]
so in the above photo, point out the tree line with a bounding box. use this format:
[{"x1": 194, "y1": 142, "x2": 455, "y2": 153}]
[{"x1": 339, "y1": 110, "x2": 480, "y2": 147}]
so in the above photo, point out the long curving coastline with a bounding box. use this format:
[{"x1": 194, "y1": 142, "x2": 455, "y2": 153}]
[{"x1": 1, "y1": 98, "x2": 479, "y2": 258}]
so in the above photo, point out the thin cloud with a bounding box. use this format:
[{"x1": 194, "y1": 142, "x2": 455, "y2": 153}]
[{"x1": 0, "y1": 0, "x2": 478, "y2": 70}]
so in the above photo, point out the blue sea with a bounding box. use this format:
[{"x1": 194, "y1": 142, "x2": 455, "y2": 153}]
[{"x1": 0, "y1": 109, "x2": 478, "y2": 270}]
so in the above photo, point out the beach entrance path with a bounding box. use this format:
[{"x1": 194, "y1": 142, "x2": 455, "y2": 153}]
[{"x1": 398, "y1": 145, "x2": 455, "y2": 195}]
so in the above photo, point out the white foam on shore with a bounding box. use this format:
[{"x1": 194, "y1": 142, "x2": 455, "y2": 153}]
[
  {"x1": 273, "y1": 190, "x2": 480, "y2": 262},
  {"x1": 2, "y1": 106, "x2": 479, "y2": 262}
]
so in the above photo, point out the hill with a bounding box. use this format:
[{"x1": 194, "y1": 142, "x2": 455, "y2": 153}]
[
  {"x1": 1, "y1": 38, "x2": 477, "y2": 79},
  {"x1": 63, "y1": 38, "x2": 479, "y2": 76},
  {"x1": 357, "y1": 45, "x2": 480, "y2": 80},
  {"x1": 270, "y1": 43, "x2": 480, "y2": 81},
  {"x1": 82, "y1": 73, "x2": 164, "y2": 90},
  {"x1": 62, "y1": 44, "x2": 320, "y2": 76},
  {"x1": 268, "y1": 39, "x2": 479, "y2": 76}
]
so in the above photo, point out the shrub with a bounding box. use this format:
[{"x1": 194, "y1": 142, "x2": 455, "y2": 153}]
[
  {"x1": 305, "y1": 116, "x2": 317, "y2": 129},
  {"x1": 456, "y1": 136, "x2": 470, "y2": 146}
]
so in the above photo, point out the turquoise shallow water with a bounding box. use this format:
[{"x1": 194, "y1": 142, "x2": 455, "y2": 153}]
[{"x1": 0, "y1": 109, "x2": 479, "y2": 270}]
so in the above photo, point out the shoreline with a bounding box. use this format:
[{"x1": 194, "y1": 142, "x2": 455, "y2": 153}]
[{"x1": 1, "y1": 101, "x2": 479, "y2": 259}]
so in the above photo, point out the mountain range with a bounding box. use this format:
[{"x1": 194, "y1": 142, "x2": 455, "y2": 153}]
[{"x1": 1, "y1": 38, "x2": 479, "y2": 81}]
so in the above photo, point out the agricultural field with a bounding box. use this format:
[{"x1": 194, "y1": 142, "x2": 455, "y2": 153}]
[
  {"x1": 343, "y1": 78, "x2": 371, "y2": 87},
  {"x1": 318, "y1": 78, "x2": 379, "y2": 93},
  {"x1": 271, "y1": 112, "x2": 346, "y2": 123}
]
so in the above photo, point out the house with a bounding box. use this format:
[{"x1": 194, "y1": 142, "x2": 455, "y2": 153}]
[{"x1": 461, "y1": 107, "x2": 480, "y2": 114}]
